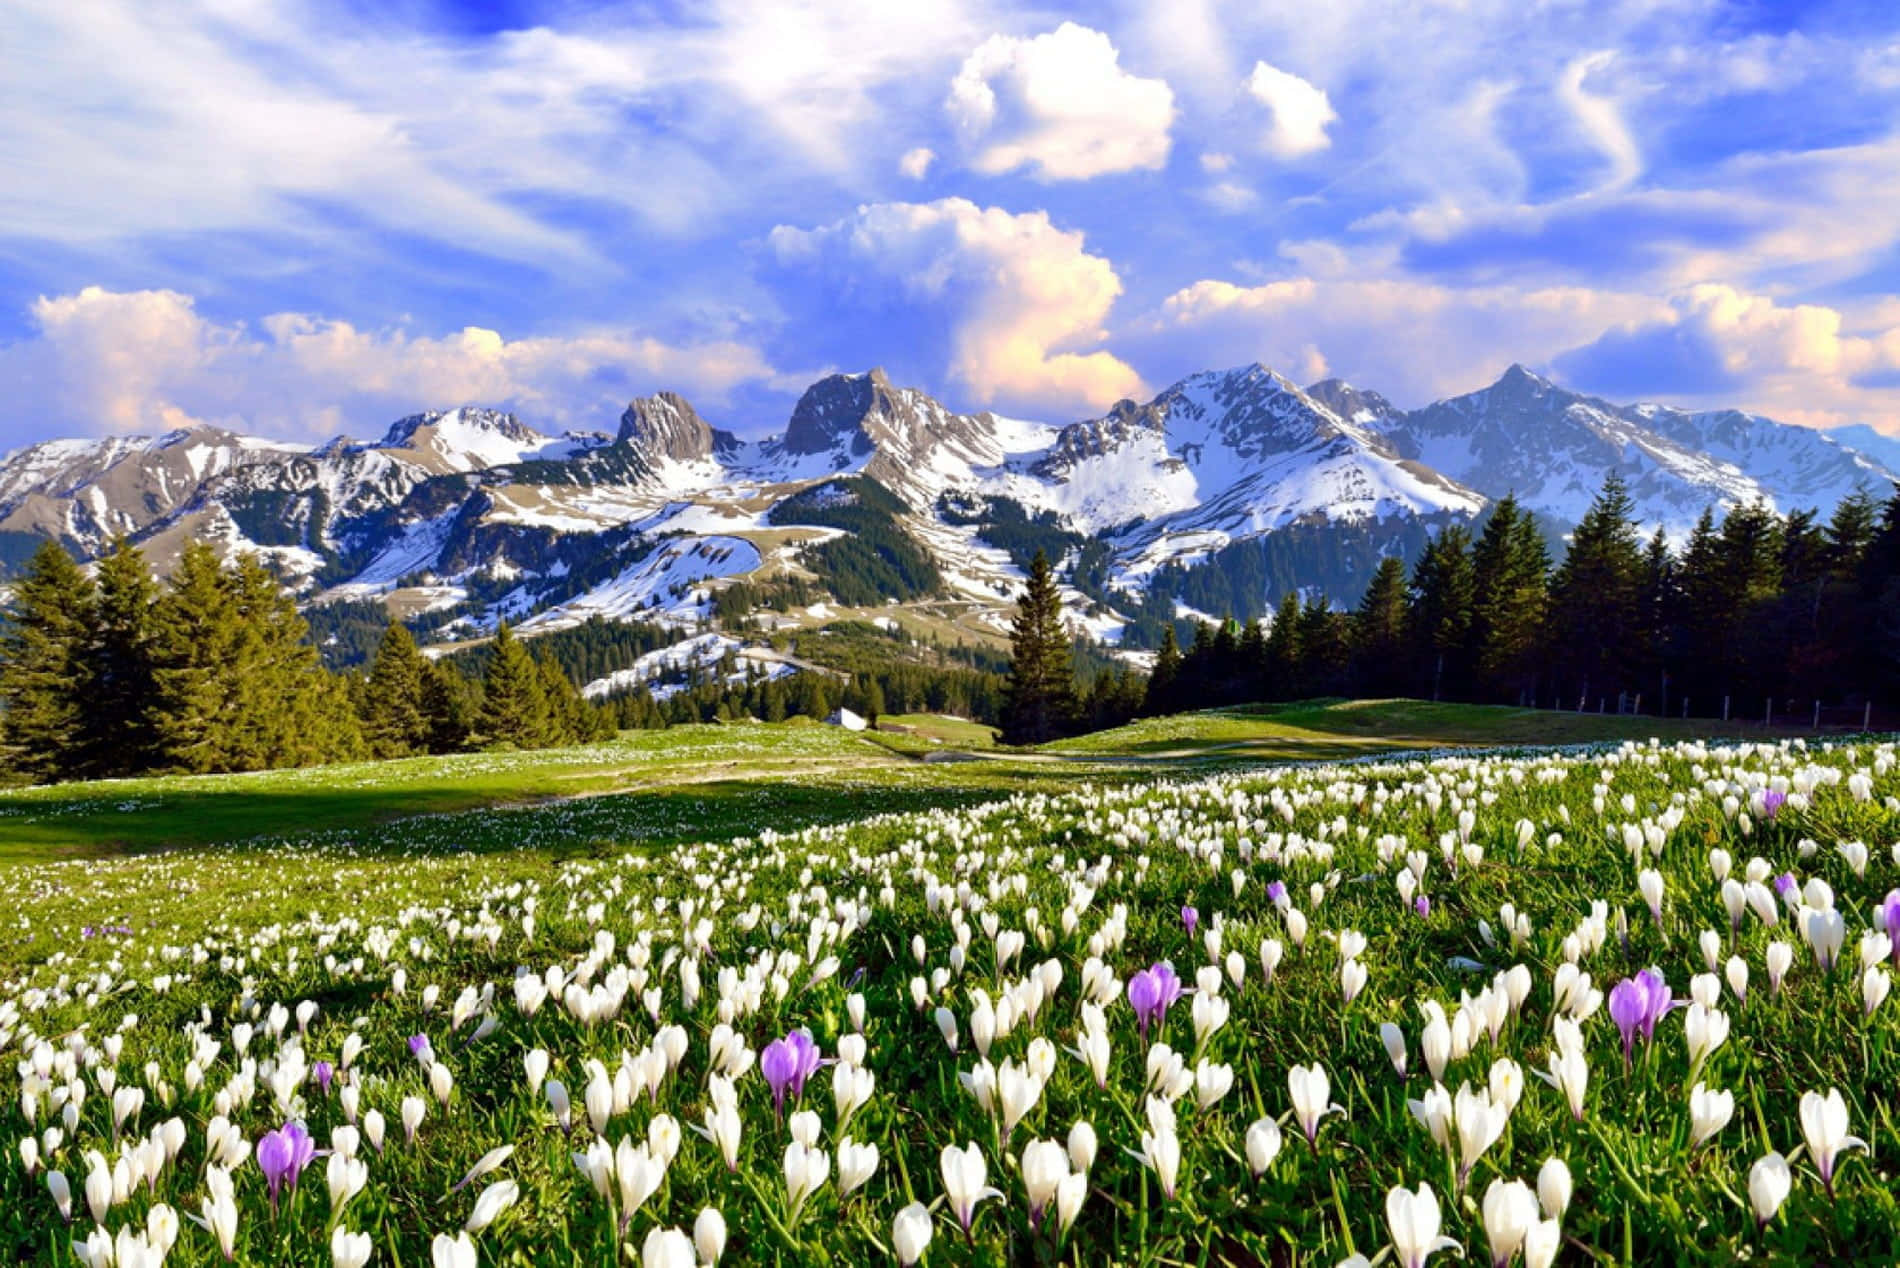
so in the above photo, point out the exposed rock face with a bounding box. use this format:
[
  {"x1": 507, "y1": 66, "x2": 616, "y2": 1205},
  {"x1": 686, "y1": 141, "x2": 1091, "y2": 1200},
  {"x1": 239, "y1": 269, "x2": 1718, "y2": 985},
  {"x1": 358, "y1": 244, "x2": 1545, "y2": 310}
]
[{"x1": 0, "y1": 362, "x2": 1892, "y2": 640}]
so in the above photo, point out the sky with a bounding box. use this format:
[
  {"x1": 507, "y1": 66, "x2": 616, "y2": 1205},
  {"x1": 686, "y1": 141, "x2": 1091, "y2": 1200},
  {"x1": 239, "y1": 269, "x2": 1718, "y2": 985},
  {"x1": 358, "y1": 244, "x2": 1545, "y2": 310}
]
[{"x1": 2, "y1": 0, "x2": 1899, "y2": 449}]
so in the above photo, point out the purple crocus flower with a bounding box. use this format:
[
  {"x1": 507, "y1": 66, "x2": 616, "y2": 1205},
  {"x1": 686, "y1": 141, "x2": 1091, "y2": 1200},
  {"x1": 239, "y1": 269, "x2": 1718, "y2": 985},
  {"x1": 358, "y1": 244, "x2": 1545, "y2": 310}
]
[
  {"x1": 760, "y1": 1029, "x2": 821, "y2": 1114},
  {"x1": 1608, "y1": 978, "x2": 1646, "y2": 1066},
  {"x1": 1761, "y1": 788, "x2": 1787, "y2": 821},
  {"x1": 1883, "y1": 890, "x2": 1900, "y2": 967},
  {"x1": 1773, "y1": 872, "x2": 1797, "y2": 900},
  {"x1": 312, "y1": 1061, "x2": 334, "y2": 1096},
  {"x1": 1126, "y1": 962, "x2": 1184, "y2": 1042},
  {"x1": 1609, "y1": 968, "x2": 1675, "y2": 1067},
  {"x1": 1266, "y1": 881, "x2": 1290, "y2": 910},
  {"x1": 1181, "y1": 906, "x2": 1199, "y2": 938},
  {"x1": 1414, "y1": 895, "x2": 1431, "y2": 918},
  {"x1": 256, "y1": 1121, "x2": 315, "y2": 1210},
  {"x1": 1633, "y1": 967, "x2": 1674, "y2": 1040},
  {"x1": 409, "y1": 1034, "x2": 432, "y2": 1061}
]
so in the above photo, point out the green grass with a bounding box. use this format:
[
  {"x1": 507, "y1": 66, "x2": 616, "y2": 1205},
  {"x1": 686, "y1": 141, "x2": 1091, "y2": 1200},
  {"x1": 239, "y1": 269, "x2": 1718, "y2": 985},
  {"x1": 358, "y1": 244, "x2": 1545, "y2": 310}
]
[
  {"x1": 2, "y1": 733, "x2": 1897, "y2": 1265},
  {"x1": 1048, "y1": 697, "x2": 1836, "y2": 761},
  {"x1": 0, "y1": 699, "x2": 1854, "y2": 865}
]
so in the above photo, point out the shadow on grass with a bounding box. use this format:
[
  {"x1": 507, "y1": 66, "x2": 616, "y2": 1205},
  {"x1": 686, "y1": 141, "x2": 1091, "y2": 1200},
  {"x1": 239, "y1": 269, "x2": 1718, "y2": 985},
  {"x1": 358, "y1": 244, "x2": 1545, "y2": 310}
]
[{"x1": 0, "y1": 767, "x2": 1082, "y2": 864}]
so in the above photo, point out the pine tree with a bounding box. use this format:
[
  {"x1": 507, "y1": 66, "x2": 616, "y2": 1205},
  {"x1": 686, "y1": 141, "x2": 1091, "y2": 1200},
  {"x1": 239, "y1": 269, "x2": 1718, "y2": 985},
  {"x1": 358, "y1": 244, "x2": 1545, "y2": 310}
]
[
  {"x1": 1350, "y1": 556, "x2": 1410, "y2": 697},
  {"x1": 1545, "y1": 473, "x2": 1644, "y2": 707},
  {"x1": 150, "y1": 542, "x2": 246, "y2": 774},
  {"x1": 1143, "y1": 625, "x2": 1182, "y2": 715},
  {"x1": 0, "y1": 540, "x2": 96, "y2": 782},
  {"x1": 478, "y1": 623, "x2": 548, "y2": 748},
  {"x1": 1407, "y1": 525, "x2": 1476, "y2": 701},
  {"x1": 420, "y1": 662, "x2": 473, "y2": 753},
  {"x1": 1264, "y1": 592, "x2": 1304, "y2": 699},
  {"x1": 999, "y1": 549, "x2": 1076, "y2": 744},
  {"x1": 363, "y1": 623, "x2": 431, "y2": 758},
  {"x1": 1469, "y1": 497, "x2": 1550, "y2": 704},
  {"x1": 76, "y1": 537, "x2": 162, "y2": 777}
]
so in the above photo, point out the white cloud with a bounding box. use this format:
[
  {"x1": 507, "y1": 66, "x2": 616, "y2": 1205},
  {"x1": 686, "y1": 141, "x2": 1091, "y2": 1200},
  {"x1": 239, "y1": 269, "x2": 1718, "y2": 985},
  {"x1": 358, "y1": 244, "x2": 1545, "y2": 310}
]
[
  {"x1": 946, "y1": 23, "x2": 1174, "y2": 181},
  {"x1": 1200, "y1": 152, "x2": 1235, "y2": 173},
  {"x1": 768, "y1": 198, "x2": 1143, "y2": 412},
  {"x1": 899, "y1": 147, "x2": 937, "y2": 180},
  {"x1": 1200, "y1": 182, "x2": 1261, "y2": 213},
  {"x1": 0, "y1": 0, "x2": 990, "y2": 264},
  {"x1": 1553, "y1": 283, "x2": 1900, "y2": 427},
  {"x1": 1142, "y1": 274, "x2": 1663, "y2": 404},
  {"x1": 1245, "y1": 61, "x2": 1338, "y2": 158},
  {"x1": 1556, "y1": 51, "x2": 1642, "y2": 191},
  {"x1": 0, "y1": 287, "x2": 778, "y2": 440}
]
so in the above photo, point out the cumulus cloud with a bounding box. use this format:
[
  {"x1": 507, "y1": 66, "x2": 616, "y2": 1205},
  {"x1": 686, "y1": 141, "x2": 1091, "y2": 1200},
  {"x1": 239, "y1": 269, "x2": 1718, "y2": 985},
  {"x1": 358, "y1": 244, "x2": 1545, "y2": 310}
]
[
  {"x1": 1245, "y1": 61, "x2": 1338, "y2": 158},
  {"x1": 0, "y1": 287, "x2": 779, "y2": 441},
  {"x1": 767, "y1": 198, "x2": 1144, "y2": 413},
  {"x1": 1553, "y1": 284, "x2": 1900, "y2": 421},
  {"x1": 946, "y1": 23, "x2": 1175, "y2": 181},
  {"x1": 899, "y1": 147, "x2": 937, "y2": 179},
  {"x1": 1137, "y1": 274, "x2": 1664, "y2": 405}
]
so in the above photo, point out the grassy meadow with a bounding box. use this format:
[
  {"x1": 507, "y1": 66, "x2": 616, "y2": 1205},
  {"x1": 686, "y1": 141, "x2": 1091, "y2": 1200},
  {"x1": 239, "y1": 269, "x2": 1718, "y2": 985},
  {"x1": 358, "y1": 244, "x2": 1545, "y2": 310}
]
[{"x1": 0, "y1": 704, "x2": 1896, "y2": 1266}]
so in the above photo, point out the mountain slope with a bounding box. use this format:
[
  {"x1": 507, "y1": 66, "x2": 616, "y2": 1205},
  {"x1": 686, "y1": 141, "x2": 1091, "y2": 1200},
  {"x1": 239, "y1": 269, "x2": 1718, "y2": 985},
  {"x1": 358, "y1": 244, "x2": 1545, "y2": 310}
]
[{"x1": 1, "y1": 363, "x2": 1894, "y2": 655}]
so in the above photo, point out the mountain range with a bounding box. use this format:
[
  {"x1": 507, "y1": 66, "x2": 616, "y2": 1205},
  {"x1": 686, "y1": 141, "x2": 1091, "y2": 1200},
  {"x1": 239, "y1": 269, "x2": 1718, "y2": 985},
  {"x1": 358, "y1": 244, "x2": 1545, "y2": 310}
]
[{"x1": 0, "y1": 363, "x2": 1893, "y2": 655}]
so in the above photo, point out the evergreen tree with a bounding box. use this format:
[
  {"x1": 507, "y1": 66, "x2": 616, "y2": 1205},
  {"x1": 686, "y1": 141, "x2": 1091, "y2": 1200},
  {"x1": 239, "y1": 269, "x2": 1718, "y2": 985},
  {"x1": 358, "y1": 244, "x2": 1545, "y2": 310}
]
[
  {"x1": 1263, "y1": 592, "x2": 1304, "y2": 699},
  {"x1": 149, "y1": 542, "x2": 246, "y2": 774},
  {"x1": 0, "y1": 540, "x2": 96, "y2": 782},
  {"x1": 1407, "y1": 525, "x2": 1476, "y2": 700},
  {"x1": 81, "y1": 537, "x2": 160, "y2": 777},
  {"x1": 1350, "y1": 556, "x2": 1410, "y2": 697},
  {"x1": 1143, "y1": 626, "x2": 1182, "y2": 715},
  {"x1": 478, "y1": 623, "x2": 548, "y2": 748},
  {"x1": 420, "y1": 662, "x2": 474, "y2": 753},
  {"x1": 999, "y1": 549, "x2": 1076, "y2": 744},
  {"x1": 363, "y1": 623, "x2": 431, "y2": 758},
  {"x1": 1545, "y1": 473, "x2": 1644, "y2": 707},
  {"x1": 1470, "y1": 499, "x2": 1550, "y2": 704}
]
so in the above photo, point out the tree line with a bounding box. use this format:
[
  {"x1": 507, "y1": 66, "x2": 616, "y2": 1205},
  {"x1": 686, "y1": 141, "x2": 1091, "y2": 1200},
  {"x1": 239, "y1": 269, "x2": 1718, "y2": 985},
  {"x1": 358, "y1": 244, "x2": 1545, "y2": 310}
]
[
  {"x1": 0, "y1": 539, "x2": 612, "y2": 784},
  {"x1": 1142, "y1": 476, "x2": 1900, "y2": 719}
]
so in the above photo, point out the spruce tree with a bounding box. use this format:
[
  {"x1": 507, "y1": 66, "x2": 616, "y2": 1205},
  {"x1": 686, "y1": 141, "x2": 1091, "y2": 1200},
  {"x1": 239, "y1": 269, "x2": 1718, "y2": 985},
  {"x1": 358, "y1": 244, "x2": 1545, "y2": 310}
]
[
  {"x1": 1407, "y1": 525, "x2": 1476, "y2": 701},
  {"x1": 363, "y1": 623, "x2": 431, "y2": 758},
  {"x1": 1143, "y1": 625, "x2": 1182, "y2": 715},
  {"x1": 1470, "y1": 497, "x2": 1550, "y2": 704},
  {"x1": 1264, "y1": 592, "x2": 1304, "y2": 699},
  {"x1": 478, "y1": 624, "x2": 548, "y2": 748},
  {"x1": 420, "y1": 662, "x2": 473, "y2": 753},
  {"x1": 149, "y1": 542, "x2": 245, "y2": 774},
  {"x1": 1545, "y1": 473, "x2": 1644, "y2": 707},
  {"x1": 1350, "y1": 556, "x2": 1410, "y2": 697},
  {"x1": 78, "y1": 537, "x2": 161, "y2": 777},
  {"x1": 999, "y1": 549, "x2": 1076, "y2": 744},
  {"x1": 0, "y1": 540, "x2": 96, "y2": 782}
]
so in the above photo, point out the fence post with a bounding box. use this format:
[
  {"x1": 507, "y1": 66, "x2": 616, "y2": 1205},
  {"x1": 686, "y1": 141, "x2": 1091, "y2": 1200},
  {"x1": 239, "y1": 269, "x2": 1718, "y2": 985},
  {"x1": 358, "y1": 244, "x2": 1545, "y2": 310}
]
[
  {"x1": 1866, "y1": 701, "x2": 1874, "y2": 732},
  {"x1": 1765, "y1": 699, "x2": 1772, "y2": 727},
  {"x1": 1683, "y1": 697, "x2": 1690, "y2": 719},
  {"x1": 1723, "y1": 695, "x2": 1730, "y2": 722},
  {"x1": 1813, "y1": 700, "x2": 1821, "y2": 730}
]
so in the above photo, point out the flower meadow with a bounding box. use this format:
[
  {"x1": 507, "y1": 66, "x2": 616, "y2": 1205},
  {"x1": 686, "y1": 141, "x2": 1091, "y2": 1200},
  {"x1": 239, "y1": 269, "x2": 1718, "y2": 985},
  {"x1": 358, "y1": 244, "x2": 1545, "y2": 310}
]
[{"x1": 2, "y1": 737, "x2": 1899, "y2": 1265}]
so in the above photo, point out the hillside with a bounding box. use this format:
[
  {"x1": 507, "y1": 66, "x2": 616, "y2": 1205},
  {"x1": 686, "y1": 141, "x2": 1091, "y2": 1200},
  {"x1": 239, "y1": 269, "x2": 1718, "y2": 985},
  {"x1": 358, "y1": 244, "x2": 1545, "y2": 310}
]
[{"x1": 0, "y1": 364, "x2": 1893, "y2": 675}]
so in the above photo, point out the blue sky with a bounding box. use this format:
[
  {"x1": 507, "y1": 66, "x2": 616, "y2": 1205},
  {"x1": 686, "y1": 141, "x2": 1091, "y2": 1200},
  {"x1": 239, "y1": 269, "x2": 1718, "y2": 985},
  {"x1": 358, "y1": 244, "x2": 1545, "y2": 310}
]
[{"x1": 1, "y1": 0, "x2": 1898, "y2": 447}]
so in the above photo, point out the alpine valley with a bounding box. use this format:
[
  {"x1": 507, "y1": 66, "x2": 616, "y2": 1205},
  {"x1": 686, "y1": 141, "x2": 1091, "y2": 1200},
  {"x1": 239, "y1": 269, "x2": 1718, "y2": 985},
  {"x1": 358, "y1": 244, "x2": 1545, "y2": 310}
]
[{"x1": 2, "y1": 362, "x2": 1895, "y2": 669}]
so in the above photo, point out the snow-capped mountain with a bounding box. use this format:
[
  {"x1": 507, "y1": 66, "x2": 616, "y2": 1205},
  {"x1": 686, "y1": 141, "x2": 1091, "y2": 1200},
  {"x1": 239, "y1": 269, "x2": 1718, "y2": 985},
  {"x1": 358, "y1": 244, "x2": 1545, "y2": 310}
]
[
  {"x1": 1371, "y1": 364, "x2": 1895, "y2": 532},
  {"x1": 0, "y1": 363, "x2": 1893, "y2": 648}
]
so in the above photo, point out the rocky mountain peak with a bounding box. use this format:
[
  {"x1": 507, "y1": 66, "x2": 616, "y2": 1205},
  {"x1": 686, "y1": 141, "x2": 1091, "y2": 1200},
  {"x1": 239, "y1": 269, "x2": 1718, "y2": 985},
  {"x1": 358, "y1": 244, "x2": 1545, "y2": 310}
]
[
  {"x1": 617, "y1": 391, "x2": 732, "y2": 464},
  {"x1": 781, "y1": 370, "x2": 896, "y2": 457},
  {"x1": 1304, "y1": 378, "x2": 1405, "y2": 428}
]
